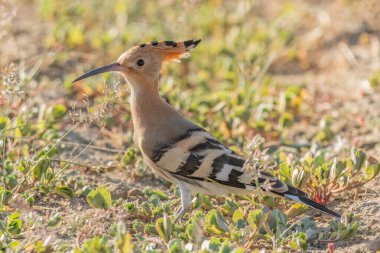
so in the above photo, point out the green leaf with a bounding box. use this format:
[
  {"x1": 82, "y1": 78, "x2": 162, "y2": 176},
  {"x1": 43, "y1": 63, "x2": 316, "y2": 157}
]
[
  {"x1": 37, "y1": 146, "x2": 57, "y2": 158},
  {"x1": 55, "y1": 185, "x2": 74, "y2": 200},
  {"x1": 194, "y1": 194, "x2": 213, "y2": 210},
  {"x1": 47, "y1": 213, "x2": 62, "y2": 227},
  {"x1": 291, "y1": 168, "x2": 309, "y2": 188},
  {"x1": 7, "y1": 213, "x2": 22, "y2": 235},
  {"x1": 279, "y1": 112, "x2": 293, "y2": 128},
  {"x1": 75, "y1": 236, "x2": 111, "y2": 253},
  {"x1": 144, "y1": 223, "x2": 157, "y2": 234},
  {"x1": 168, "y1": 238, "x2": 183, "y2": 253},
  {"x1": 51, "y1": 104, "x2": 67, "y2": 120},
  {"x1": 5, "y1": 175, "x2": 17, "y2": 189},
  {"x1": 219, "y1": 241, "x2": 233, "y2": 253},
  {"x1": 122, "y1": 147, "x2": 137, "y2": 165},
  {"x1": 0, "y1": 116, "x2": 8, "y2": 131},
  {"x1": 285, "y1": 203, "x2": 309, "y2": 218},
  {"x1": 209, "y1": 237, "x2": 223, "y2": 251},
  {"x1": 32, "y1": 159, "x2": 50, "y2": 181},
  {"x1": 351, "y1": 148, "x2": 366, "y2": 171},
  {"x1": 117, "y1": 233, "x2": 134, "y2": 253},
  {"x1": 155, "y1": 214, "x2": 173, "y2": 242},
  {"x1": 67, "y1": 24, "x2": 85, "y2": 47},
  {"x1": 271, "y1": 209, "x2": 288, "y2": 234},
  {"x1": 143, "y1": 189, "x2": 169, "y2": 200},
  {"x1": 330, "y1": 159, "x2": 346, "y2": 179},
  {"x1": 278, "y1": 162, "x2": 291, "y2": 183},
  {"x1": 149, "y1": 194, "x2": 161, "y2": 207},
  {"x1": 86, "y1": 186, "x2": 112, "y2": 209},
  {"x1": 365, "y1": 161, "x2": 380, "y2": 180},
  {"x1": 232, "y1": 209, "x2": 244, "y2": 225},
  {"x1": 185, "y1": 223, "x2": 194, "y2": 239},
  {"x1": 315, "y1": 166, "x2": 322, "y2": 180},
  {"x1": 232, "y1": 247, "x2": 246, "y2": 253},
  {"x1": 260, "y1": 195, "x2": 277, "y2": 207},
  {"x1": 305, "y1": 228, "x2": 318, "y2": 240},
  {"x1": 26, "y1": 195, "x2": 35, "y2": 207},
  {"x1": 299, "y1": 217, "x2": 316, "y2": 230},
  {"x1": 204, "y1": 210, "x2": 229, "y2": 235},
  {"x1": 124, "y1": 202, "x2": 136, "y2": 213},
  {"x1": 347, "y1": 221, "x2": 360, "y2": 237},
  {"x1": 289, "y1": 232, "x2": 308, "y2": 250},
  {"x1": 247, "y1": 209, "x2": 264, "y2": 227},
  {"x1": 8, "y1": 240, "x2": 21, "y2": 249},
  {"x1": 314, "y1": 154, "x2": 325, "y2": 166}
]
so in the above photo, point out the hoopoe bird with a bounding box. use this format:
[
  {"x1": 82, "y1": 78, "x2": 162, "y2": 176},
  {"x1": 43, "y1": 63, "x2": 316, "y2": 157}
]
[{"x1": 73, "y1": 39, "x2": 341, "y2": 220}]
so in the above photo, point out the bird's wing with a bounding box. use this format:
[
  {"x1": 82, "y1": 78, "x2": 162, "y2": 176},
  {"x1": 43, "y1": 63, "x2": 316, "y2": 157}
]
[
  {"x1": 150, "y1": 128, "x2": 287, "y2": 192},
  {"x1": 150, "y1": 128, "x2": 341, "y2": 218}
]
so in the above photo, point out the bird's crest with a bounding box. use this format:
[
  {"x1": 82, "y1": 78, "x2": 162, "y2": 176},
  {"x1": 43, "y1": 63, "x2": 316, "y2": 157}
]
[{"x1": 139, "y1": 39, "x2": 201, "y2": 62}]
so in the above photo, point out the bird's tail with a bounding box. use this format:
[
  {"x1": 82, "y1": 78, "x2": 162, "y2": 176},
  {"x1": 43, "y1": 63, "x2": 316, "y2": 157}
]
[{"x1": 273, "y1": 185, "x2": 341, "y2": 218}]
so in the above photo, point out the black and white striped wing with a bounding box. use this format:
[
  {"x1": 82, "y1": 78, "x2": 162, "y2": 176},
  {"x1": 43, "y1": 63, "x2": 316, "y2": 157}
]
[
  {"x1": 150, "y1": 128, "x2": 341, "y2": 217},
  {"x1": 150, "y1": 128, "x2": 282, "y2": 191}
]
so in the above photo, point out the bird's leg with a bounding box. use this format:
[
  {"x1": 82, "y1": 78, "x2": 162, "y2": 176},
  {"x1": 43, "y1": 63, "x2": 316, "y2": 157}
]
[{"x1": 174, "y1": 184, "x2": 192, "y2": 222}]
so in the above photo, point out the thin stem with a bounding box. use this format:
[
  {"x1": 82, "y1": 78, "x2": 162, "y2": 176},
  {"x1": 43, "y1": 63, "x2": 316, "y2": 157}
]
[{"x1": 11, "y1": 123, "x2": 79, "y2": 195}]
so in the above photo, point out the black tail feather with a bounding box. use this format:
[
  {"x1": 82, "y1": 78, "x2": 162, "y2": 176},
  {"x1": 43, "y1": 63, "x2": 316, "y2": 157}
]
[
  {"x1": 296, "y1": 196, "x2": 341, "y2": 218},
  {"x1": 272, "y1": 184, "x2": 341, "y2": 218}
]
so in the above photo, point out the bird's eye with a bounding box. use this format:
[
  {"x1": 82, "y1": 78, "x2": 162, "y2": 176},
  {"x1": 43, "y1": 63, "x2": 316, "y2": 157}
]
[{"x1": 136, "y1": 59, "x2": 145, "y2": 67}]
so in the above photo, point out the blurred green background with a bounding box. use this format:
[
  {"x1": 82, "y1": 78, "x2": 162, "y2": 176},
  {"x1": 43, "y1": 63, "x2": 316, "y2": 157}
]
[{"x1": 35, "y1": 0, "x2": 309, "y2": 147}]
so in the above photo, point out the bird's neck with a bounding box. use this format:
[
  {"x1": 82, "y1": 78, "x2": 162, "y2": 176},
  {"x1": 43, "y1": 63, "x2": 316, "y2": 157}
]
[
  {"x1": 127, "y1": 75, "x2": 177, "y2": 143},
  {"x1": 126, "y1": 74, "x2": 197, "y2": 155},
  {"x1": 130, "y1": 84, "x2": 163, "y2": 125}
]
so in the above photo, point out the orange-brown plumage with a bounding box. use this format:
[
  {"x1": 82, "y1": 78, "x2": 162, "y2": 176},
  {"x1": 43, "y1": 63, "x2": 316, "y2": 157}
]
[{"x1": 117, "y1": 39, "x2": 201, "y2": 65}]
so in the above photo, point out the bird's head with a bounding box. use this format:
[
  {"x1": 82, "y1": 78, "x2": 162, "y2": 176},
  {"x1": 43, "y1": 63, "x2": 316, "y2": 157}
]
[{"x1": 73, "y1": 39, "x2": 201, "y2": 88}]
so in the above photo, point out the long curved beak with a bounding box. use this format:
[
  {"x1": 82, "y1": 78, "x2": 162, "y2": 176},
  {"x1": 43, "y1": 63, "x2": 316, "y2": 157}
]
[{"x1": 72, "y1": 63, "x2": 126, "y2": 83}]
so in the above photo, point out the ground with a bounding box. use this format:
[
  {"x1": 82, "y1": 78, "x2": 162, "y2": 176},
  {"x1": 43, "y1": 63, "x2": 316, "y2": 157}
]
[{"x1": 1, "y1": 0, "x2": 380, "y2": 252}]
